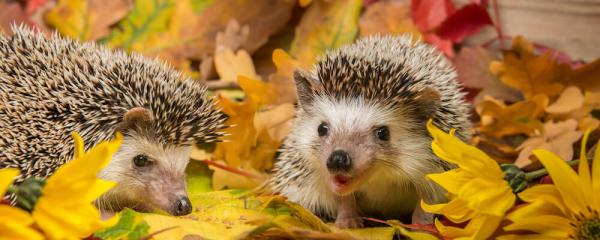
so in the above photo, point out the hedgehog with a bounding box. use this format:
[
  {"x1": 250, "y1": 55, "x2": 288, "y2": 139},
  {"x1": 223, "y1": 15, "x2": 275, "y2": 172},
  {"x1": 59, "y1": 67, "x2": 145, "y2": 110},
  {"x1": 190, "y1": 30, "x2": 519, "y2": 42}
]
[
  {"x1": 270, "y1": 35, "x2": 471, "y2": 228},
  {"x1": 0, "y1": 25, "x2": 226, "y2": 216}
]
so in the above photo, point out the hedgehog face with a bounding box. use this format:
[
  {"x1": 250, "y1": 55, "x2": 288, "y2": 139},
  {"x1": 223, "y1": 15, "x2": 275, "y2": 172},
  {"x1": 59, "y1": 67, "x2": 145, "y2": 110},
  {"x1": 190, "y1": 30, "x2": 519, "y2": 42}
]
[
  {"x1": 98, "y1": 133, "x2": 192, "y2": 216},
  {"x1": 294, "y1": 97, "x2": 415, "y2": 196}
]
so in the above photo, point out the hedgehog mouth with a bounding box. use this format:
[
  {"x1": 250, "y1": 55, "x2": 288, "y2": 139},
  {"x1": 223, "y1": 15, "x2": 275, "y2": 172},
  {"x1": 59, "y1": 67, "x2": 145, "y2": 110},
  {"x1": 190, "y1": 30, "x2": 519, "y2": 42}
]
[{"x1": 330, "y1": 172, "x2": 367, "y2": 195}]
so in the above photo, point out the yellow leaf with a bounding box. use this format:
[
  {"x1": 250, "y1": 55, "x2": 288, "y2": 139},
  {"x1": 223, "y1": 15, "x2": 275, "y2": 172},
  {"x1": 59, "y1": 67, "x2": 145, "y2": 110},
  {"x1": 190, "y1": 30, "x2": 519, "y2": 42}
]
[
  {"x1": 45, "y1": 0, "x2": 90, "y2": 40},
  {"x1": 214, "y1": 46, "x2": 259, "y2": 82},
  {"x1": 290, "y1": 0, "x2": 362, "y2": 67},
  {"x1": 477, "y1": 95, "x2": 548, "y2": 137},
  {"x1": 269, "y1": 49, "x2": 302, "y2": 105},
  {"x1": 490, "y1": 36, "x2": 568, "y2": 99},
  {"x1": 45, "y1": 0, "x2": 132, "y2": 41}
]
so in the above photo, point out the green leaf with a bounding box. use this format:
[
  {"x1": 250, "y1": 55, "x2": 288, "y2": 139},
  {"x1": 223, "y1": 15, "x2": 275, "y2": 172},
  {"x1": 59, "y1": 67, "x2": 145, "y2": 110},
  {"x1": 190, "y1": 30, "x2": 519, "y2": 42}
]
[
  {"x1": 95, "y1": 209, "x2": 150, "y2": 240},
  {"x1": 102, "y1": 0, "x2": 175, "y2": 50},
  {"x1": 290, "y1": 0, "x2": 362, "y2": 67},
  {"x1": 186, "y1": 160, "x2": 213, "y2": 195}
]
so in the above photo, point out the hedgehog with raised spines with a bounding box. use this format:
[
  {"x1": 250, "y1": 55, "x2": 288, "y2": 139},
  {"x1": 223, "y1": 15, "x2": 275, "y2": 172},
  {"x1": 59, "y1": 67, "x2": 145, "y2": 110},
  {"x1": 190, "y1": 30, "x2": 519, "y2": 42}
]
[
  {"x1": 270, "y1": 35, "x2": 471, "y2": 228},
  {"x1": 0, "y1": 25, "x2": 227, "y2": 216}
]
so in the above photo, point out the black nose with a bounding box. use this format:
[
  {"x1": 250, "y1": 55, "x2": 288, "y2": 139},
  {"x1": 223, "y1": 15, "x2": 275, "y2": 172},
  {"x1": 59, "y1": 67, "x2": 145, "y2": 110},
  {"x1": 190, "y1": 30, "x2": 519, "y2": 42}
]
[
  {"x1": 327, "y1": 150, "x2": 352, "y2": 172},
  {"x1": 173, "y1": 196, "x2": 192, "y2": 216}
]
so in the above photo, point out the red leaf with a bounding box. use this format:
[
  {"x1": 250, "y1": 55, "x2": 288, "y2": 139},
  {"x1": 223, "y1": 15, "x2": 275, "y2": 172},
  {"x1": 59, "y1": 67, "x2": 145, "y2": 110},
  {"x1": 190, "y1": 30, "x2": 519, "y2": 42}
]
[
  {"x1": 24, "y1": 0, "x2": 49, "y2": 15},
  {"x1": 424, "y1": 33, "x2": 454, "y2": 57},
  {"x1": 410, "y1": 0, "x2": 455, "y2": 32},
  {"x1": 437, "y1": 3, "x2": 493, "y2": 43}
]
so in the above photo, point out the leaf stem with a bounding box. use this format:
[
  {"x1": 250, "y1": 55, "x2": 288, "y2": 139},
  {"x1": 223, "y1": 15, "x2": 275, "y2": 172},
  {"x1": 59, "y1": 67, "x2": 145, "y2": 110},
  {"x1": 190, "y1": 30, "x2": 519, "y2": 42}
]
[{"x1": 525, "y1": 159, "x2": 580, "y2": 181}]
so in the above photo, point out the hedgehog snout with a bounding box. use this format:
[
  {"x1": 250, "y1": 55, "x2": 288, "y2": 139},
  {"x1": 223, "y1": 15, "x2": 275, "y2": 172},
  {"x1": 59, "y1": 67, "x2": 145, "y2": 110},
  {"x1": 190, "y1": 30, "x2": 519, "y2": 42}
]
[
  {"x1": 326, "y1": 150, "x2": 352, "y2": 173},
  {"x1": 172, "y1": 195, "x2": 192, "y2": 216}
]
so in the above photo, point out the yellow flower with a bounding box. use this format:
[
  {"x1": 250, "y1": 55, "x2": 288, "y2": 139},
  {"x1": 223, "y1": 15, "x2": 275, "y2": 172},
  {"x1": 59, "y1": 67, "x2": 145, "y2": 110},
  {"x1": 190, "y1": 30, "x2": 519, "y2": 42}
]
[
  {"x1": 500, "y1": 130, "x2": 600, "y2": 240},
  {"x1": 32, "y1": 132, "x2": 122, "y2": 240},
  {"x1": 0, "y1": 169, "x2": 44, "y2": 240},
  {"x1": 421, "y1": 120, "x2": 516, "y2": 239}
]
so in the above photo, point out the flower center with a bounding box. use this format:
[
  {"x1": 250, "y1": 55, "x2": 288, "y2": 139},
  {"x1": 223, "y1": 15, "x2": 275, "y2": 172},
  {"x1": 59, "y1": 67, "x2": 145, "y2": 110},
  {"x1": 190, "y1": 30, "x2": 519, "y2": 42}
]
[{"x1": 578, "y1": 217, "x2": 600, "y2": 240}]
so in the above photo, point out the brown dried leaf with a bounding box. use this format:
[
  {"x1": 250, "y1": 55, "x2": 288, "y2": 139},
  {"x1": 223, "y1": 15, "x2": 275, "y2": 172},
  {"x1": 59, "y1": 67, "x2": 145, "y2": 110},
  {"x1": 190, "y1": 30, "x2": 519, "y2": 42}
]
[
  {"x1": 490, "y1": 36, "x2": 569, "y2": 99},
  {"x1": 454, "y1": 47, "x2": 521, "y2": 104},
  {"x1": 358, "y1": 0, "x2": 421, "y2": 38},
  {"x1": 546, "y1": 86, "x2": 584, "y2": 114},
  {"x1": 477, "y1": 95, "x2": 548, "y2": 138},
  {"x1": 515, "y1": 119, "x2": 583, "y2": 169}
]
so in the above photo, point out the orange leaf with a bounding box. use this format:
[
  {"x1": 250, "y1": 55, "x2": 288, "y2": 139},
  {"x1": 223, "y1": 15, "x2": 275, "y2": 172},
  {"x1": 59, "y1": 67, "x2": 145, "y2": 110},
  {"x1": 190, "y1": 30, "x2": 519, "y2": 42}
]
[
  {"x1": 490, "y1": 36, "x2": 568, "y2": 99},
  {"x1": 477, "y1": 95, "x2": 548, "y2": 137}
]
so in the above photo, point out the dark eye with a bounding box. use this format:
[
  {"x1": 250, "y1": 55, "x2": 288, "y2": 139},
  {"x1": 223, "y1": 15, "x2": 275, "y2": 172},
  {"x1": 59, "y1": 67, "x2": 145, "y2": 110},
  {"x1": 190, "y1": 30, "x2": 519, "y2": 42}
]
[
  {"x1": 318, "y1": 122, "x2": 329, "y2": 137},
  {"x1": 133, "y1": 154, "x2": 151, "y2": 167},
  {"x1": 375, "y1": 126, "x2": 390, "y2": 141}
]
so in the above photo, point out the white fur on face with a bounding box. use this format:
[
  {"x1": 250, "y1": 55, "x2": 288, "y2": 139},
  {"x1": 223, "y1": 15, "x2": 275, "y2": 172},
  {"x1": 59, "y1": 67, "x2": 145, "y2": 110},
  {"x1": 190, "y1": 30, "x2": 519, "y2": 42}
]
[
  {"x1": 98, "y1": 134, "x2": 191, "y2": 212},
  {"x1": 285, "y1": 96, "x2": 447, "y2": 217}
]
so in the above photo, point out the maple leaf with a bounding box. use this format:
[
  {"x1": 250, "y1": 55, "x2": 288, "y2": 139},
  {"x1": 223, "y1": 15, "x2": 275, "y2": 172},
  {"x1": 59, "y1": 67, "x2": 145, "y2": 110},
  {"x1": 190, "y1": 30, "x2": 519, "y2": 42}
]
[
  {"x1": 358, "y1": 0, "x2": 422, "y2": 39},
  {"x1": 410, "y1": 0, "x2": 455, "y2": 32},
  {"x1": 290, "y1": 0, "x2": 362, "y2": 67},
  {"x1": 477, "y1": 95, "x2": 548, "y2": 137},
  {"x1": 514, "y1": 119, "x2": 583, "y2": 170},
  {"x1": 45, "y1": 0, "x2": 132, "y2": 41},
  {"x1": 437, "y1": 3, "x2": 493, "y2": 43},
  {"x1": 490, "y1": 36, "x2": 569, "y2": 99}
]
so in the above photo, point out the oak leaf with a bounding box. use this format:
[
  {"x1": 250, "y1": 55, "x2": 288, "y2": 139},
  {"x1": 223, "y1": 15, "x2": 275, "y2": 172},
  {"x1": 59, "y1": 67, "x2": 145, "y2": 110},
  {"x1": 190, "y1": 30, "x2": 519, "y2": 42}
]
[
  {"x1": 477, "y1": 95, "x2": 548, "y2": 137},
  {"x1": 490, "y1": 36, "x2": 569, "y2": 99},
  {"x1": 515, "y1": 119, "x2": 583, "y2": 170}
]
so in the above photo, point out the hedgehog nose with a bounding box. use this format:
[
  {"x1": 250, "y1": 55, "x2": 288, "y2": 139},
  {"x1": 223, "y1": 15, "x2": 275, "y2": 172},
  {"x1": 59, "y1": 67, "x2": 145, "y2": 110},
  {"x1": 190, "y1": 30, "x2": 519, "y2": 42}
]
[
  {"x1": 327, "y1": 150, "x2": 352, "y2": 172},
  {"x1": 173, "y1": 196, "x2": 192, "y2": 216}
]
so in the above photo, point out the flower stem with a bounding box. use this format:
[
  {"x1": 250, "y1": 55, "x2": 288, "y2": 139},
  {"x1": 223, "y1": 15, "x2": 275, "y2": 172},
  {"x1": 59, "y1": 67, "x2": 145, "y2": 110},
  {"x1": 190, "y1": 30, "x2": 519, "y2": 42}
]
[{"x1": 525, "y1": 159, "x2": 580, "y2": 181}]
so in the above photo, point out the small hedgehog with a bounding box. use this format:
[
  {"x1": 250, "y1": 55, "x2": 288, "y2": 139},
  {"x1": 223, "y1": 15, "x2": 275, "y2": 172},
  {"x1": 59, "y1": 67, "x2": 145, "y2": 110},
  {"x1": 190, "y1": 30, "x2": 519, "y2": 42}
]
[
  {"x1": 270, "y1": 35, "x2": 471, "y2": 228},
  {"x1": 0, "y1": 26, "x2": 226, "y2": 216}
]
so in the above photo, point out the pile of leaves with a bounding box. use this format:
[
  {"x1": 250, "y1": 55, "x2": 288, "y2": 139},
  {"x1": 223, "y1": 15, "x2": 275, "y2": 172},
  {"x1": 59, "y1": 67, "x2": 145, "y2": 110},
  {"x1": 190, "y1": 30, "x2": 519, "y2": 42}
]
[{"x1": 1, "y1": 0, "x2": 599, "y2": 239}]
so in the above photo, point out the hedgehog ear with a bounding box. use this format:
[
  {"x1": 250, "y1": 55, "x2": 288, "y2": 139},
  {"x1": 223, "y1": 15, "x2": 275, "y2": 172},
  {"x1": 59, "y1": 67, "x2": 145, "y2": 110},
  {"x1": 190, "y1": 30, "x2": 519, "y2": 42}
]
[
  {"x1": 294, "y1": 69, "x2": 315, "y2": 109},
  {"x1": 118, "y1": 107, "x2": 154, "y2": 131},
  {"x1": 412, "y1": 87, "x2": 441, "y2": 119}
]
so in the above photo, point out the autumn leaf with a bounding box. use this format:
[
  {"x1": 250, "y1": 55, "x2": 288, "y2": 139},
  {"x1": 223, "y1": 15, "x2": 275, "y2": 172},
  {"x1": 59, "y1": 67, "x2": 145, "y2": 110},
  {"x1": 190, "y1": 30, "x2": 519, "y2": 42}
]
[
  {"x1": 453, "y1": 46, "x2": 520, "y2": 104},
  {"x1": 545, "y1": 86, "x2": 584, "y2": 114},
  {"x1": 437, "y1": 3, "x2": 493, "y2": 43},
  {"x1": 94, "y1": 209, "x2": 150, "y2": 240},
  {"x1": 410, "y1": 0, "x2": 454, "y2": 32},
  {"x1": 290, "y1": 0, "x2": 362, "y2": 67},
  {"x1": 0, "y1": 2, "x2": 28, "y2": 35},
  {"x1": 477, "y1": 95, "x2": 548, "y2": 137},
  {"x1": 268, "y1": 49, "x2": 301, "y2": 105},
  {"x1": 45, "y1": 0, "x2": 132, "y2": 41},
  {"x1": 490, "y1": 36, "x2": 569, "y2": 99},
  {"x1": 214, "y1": 46, "x2": 260, "y2": 82},
  {"x1": 515, "y1": 119, "x2": 583, "y2": 170},
  {"x1": 568, "y1": 57, "x2": 600, "y2": 92},
  {"x1": 358, "y1": 0, "x2": 421, "y2": 39}
]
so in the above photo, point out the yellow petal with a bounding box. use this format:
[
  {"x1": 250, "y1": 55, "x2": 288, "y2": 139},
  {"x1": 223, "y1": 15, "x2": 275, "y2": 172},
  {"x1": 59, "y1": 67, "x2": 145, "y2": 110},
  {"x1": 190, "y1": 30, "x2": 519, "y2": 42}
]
[
  {"x1": 458, "y1": 178, "x2": 515, "y2": 216},
  {"x1": 0, "y1": 168, "x2": 19, "y2": 195},
  {"x1": 506, "y1": 201, "x2": 564, "y2": 223},
  {"x1": 72, "y1": 132, "x2": 85, "y2": 159},
  {"x1": 593, "y1": 139, "x2": 600, "y2": 207},
  {"x1": 0, "y1": 206, "x2": 33, "y2": 224},
  {"x1": 503, "y1": 215, "x2": 573, "y2": 238},
  {"x1": 0, "y1": 222, "x2": 43, "y2": 240},
  {"x1": 426, "y1": 169, "x2": 471, "y2": 194},
  {"x1": 421, "y1": 198, "x2": 475, "y2": 223},
  {"x1": 517, "y1": 184, "x2": 567, "y2": 215},
  {"x1": 578, "y1": 130, "x2": 593, "y2": 205},
  {"x1": 532, "y1": 149, "x2": 587, "y2": 214},
  {"x1": 467, "y1": 215, "x2": 503, "y2": 240}
]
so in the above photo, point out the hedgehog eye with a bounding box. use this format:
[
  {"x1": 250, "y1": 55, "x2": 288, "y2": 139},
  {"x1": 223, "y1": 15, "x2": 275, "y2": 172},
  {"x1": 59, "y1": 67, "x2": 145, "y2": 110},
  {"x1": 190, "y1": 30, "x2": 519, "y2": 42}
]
[
  {"x1": 318, "y1": 122, "x2": 329, "y2": 137},
  {"x1": 375, "y1": 126, "x2": 390, "y2": 141},
  {"x1": 133, "y1": 154, "x2": 151, "y2": 167}
]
